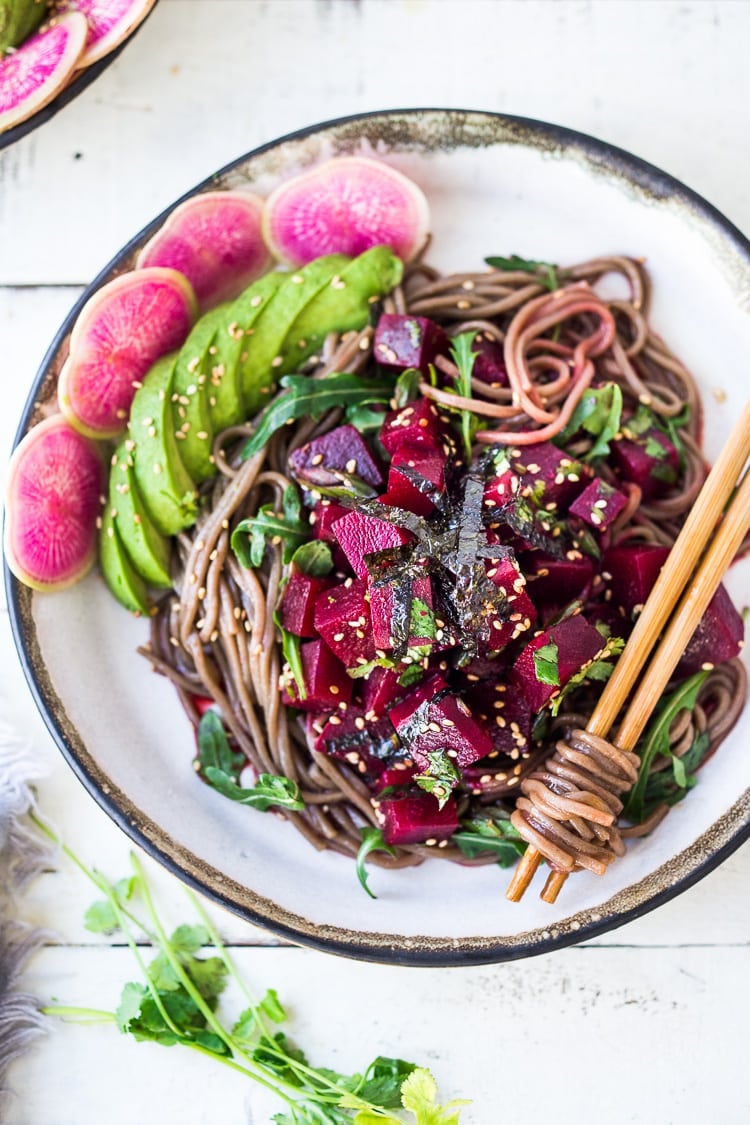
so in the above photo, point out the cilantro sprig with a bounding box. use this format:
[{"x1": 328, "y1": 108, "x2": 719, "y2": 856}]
[
  {"x1": 36, "y1": 818, "x2": 468, "y2": 1123},
  {"x1": 197, "y1": 710, "x2": 304, "y2": 811}
]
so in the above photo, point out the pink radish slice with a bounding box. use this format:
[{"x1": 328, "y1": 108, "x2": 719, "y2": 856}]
[
  {"x1": 262, "y1": 156, "x2": 430, "y2": 267},
  {"x1": 0, "y1": 12, "x2": 87, "y2": 134},
  {"x1": 58, "y1": 267, "x2": 198, "y2": 440},
  {"x1": 136, "y1": 191, "x2": 273, "y2": 310},
  {"x1": 4, "y1": 414, "x2": 105, "y2": 592},
  {"x1": 57, "y1": 0, "x2": 157, "y2": 68}
]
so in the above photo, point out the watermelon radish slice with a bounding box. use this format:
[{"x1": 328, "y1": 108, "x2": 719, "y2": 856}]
[
  {"x1": 4, "y1": 414, "x2": 104, "y2": 592},
  {"x1": 58, "y1": 267, "x2": 198, "y2": 440},
  {"x1": 59, "y1": 0, "x2": 157, "y2": 68},
  {"x1": 0, "y1": 12, "x2": 87, "y2": 135},
  {"x1": 263, "y1": 156, "x2": 430, "y2": 267},
  {"x1": 136, "y1": 191, "x2": 273, "y2": 311}
]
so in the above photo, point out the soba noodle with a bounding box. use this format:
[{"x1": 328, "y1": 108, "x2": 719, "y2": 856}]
[{"x1": 140, "y1": 256, "x2": 747, "y2": 872}]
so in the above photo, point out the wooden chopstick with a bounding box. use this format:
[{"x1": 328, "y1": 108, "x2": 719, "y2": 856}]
[{"x1": 507, "y1": 401, "x2": 750, "y2": 904}]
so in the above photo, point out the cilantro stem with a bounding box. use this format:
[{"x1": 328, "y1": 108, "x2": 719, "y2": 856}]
[{"x1": 42, "y1": 1006, "x2": 117, "y2": 1023}]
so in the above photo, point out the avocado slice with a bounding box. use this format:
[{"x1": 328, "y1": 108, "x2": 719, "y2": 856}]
[
  {"x1": 237, "y1": 253, "x2": 350, "y2": 411},
  {"x1": 222, "y1": 270, "x2": 288, "y2": 420},
  {"x1": 279, "y1": 246, "x2": 404, "y2": 375},
  {"x1": 172, "y1": 316, "x2": 220, "y2": 481},
  {"x1": 99, "y1": 506, "x2": 151, "y2": 616},
  {"x1": 110, "y1": 442, "x2": 172, "y2": 588},
  {"x1": 130, "y1": 354, "x2": 198, "y2": 536},
  {"x1": 0, "y1": 0, "x2": 48, "y2": 52}
]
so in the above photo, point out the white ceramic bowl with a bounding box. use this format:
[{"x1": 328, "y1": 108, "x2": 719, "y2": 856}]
[{"x1": 7, "y1": 109, "x2": 750, "y2": 964}]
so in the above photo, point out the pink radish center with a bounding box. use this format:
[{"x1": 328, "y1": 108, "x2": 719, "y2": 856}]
[
  {"x1": 0, "y1": 24, "x2": 69, "y2": 112},
  {"x1": 61, "y1": 0, "x2": 139, "y2": 47}
]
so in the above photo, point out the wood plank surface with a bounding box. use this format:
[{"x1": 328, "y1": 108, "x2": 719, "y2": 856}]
[{"x1": 1, "y1": 2, "x2": 749, "y2": 1123}]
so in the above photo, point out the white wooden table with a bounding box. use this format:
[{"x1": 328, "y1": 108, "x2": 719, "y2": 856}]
[{"x1": 2, "y1": 2, "x2": 750, "y2": 1122}]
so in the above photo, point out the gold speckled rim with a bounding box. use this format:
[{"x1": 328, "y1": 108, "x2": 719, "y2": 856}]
[{"x1": 5, "y1": 109, "x2": 750, "y2": 965}]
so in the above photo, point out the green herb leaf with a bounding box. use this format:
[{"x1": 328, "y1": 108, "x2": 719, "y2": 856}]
[
  {"x1": 345, "y1": 402, "x2": 388, "y2": 435},
  {"x1": 355, "y1": 827, "x2": 396, "y2": 900},
  {"x1": 290, "y1": 540, "x2": 334, "y2": 577},
  {"x1": 277, "y1": 617, "x2": 308, "y2": 702},
  {"x1": 485, "y1": 254, "x2": 560, "y2": 291},
  {"x1": 242, "y1": 373, "x2": 396, "y2": 458},
  {"x1": 232, "y1": 485, "x2": 309, "y2": 568},
  {"x1": 414, "y1": 750, "x2": 460, "y2": 809},
  {"x1": 624, "y1": 670, "x2": 710, "y2": 824},
  {"x1": 448, "y1": 332, "x2": 479, "y2": 462},
  {"x1": 203, "y1": 767, "x2": 305, "y2": 812},
  {"x1": 533, "y1": 640, "x2": 560, "y2": 686},
  {"x1": 393, "y1": 367, "x2": 422, "y2": 408},
  {"x1": 558, "y1": 383, "x2": 623, "y2": 460},
  {"x1": 452, "y1": 811, "x2": 527, "y2": 867},
  {"x1": 197, "y1": 711, "x2": 246, "y2": 779},
  {"x1": 400, "y1": 1067, "x2": 471, "y2": 1124},
  {"x1": 639, "y1": 730, "x2": 708, "y2": 819},
  {"x1": 358, "y1": 1057, "x2": 419, "y2": 1110}
]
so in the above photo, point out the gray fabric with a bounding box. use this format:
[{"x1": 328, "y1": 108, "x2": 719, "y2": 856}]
[{"x1": 0, "y1": 719, "x2": 52, "y2": 1107}]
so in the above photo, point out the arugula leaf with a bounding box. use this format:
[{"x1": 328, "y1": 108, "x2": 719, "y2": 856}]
[
  {"x1": 291, "y1": 540, "x2": 334, "y2": 577},
  {"x1": 557, "y1": 383, "x2": 623, "y2": 460},
  {"x1": 624, "y1": 670, "x2": 710, "y2": 824},
  {"x1": 277, "y1": 616, "x2": 308, "y2": 702},
  {"x1": 414, "y1": 750, "x2": 460, "y2": 809},
  {"x1": 448, "y1": 332, "x2": 479, "y2": 462},
  {"x1": 452, "y1": 812, "x2": 527, "y2": 867},
  {"x1": 485, "y1": 254, "x2": 560, "y2": 291},
  {"x1": 355, "y1": 827, "x2": 396, "y2": 900},
  {"x1": 242, "y1": 373, "x2": 396, "y2": 458},
  {"x1": 203, "y1": 767, "x2": 305, "y2": 812},
  {"x1": 533, "y1": 640, "x2": 560, "y2": 686},
  {"x1": 345, "y1": 402, "x2": 388, "y2": 436},
  {"x1": 232, "y1": 485, "x2": 308, "y2": 568},
  {"x1": 197, "y1": 711, "x2": 246, "y2": 778},
  {"x1": 392, "y1": 367, "x2": 422, "y2": 408},
  {"x1": 638, "y1": 730, "x2": 709, "y2": 820}
]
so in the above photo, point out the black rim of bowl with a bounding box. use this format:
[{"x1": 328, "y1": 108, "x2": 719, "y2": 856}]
[
  {"x1": 5, "y1": 107, "x2": 750, "y2": 966},
  {"x1": 0, "y1": 1, "x2": 160, "y2": 153}
]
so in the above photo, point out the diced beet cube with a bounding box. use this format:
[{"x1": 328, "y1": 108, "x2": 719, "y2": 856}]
[
  {"x1": 281, "y1": 639, "x2": 352, "y2": 711},
  {"x1": 511, "y1": 614, "x2": 606, "y2": 712},
  {"x1": 362, "y1": 665, "x2": 404, "y2": 717},
  {"x1": 479, "y1": 591, "x2": 538, "y2": 656},
  {"x1": 484, "y1": 553, "x2": 527, "y2": 597},
  {"x1": 280, "y1": 570, "x2": 333, "y2": 637},
  {"x1": 310, "y1": 708, "x2": 398, "y2": 777},
  {"x1": 390, "y1": 674, "x2": 492, "y2": 770},
  {"x1": 373, "y1": 314, "x2": 449, "y2": 375},
  {"x1": 376, "y1": 764, "x2": 417, "y2": 792},
  {"x1": 511, "y1": 442, "x2": 588, "y2": 509},
  {"x1": 677, "y1": 583, "x2": 745, "y2": 676},
  {"x1": 523, "y1": 553, "x2": 595, "y2": 608},
  {"x1": 603, "y1": 543, "x2": 671, "y2": 617},
  {"x1": 465, "y1": 682, "x2": 533, "y2": 760},
  {"x1": 483, "y1": 469, "x2": 519, "y2": 510},
  {"x1": 313, "y1": 578, "x2": 375, "y2": 668},
  {"x1": 569, "y1": 478, "x2": 628, "y2": 531},
  {"x1": 310, "y1": 499, "x2": 350, "y2": 541},
  {"x1": 379, "y1": 398, "x2": 450, "y2": 456},
  {"x1": 470, "y1": 331, "x2": 509, "y2": 388},
  {"x1": 379, "y1": 793, "x2": 459, "y2": 845},
  {"x1": 332, "y1": 509, "x2": 413, "y2": 579},
  {"x1": 609, "y1": 429, "x2": 679, "y2": 500},
  {"x1": 383, "y1": 445, "x2": 446, "y2": 517},
  {"x1": 289, "y1": 424, "x2": 383, "y2": 492},
  {"x1": 369, "y1": 574, "x2": 435, "y2": 651}
]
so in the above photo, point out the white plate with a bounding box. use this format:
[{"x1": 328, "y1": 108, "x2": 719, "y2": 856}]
[{"x1": 7, "y1": 109, "x2": 750, "y2": 964}]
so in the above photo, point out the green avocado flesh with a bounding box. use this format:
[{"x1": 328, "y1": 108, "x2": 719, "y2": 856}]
[
  {"x1": 108, "y1": 442, "x2": 172, "y2": 589},
  {"x1": 129, "y1": 355, "x2": 198, "y2": 537},
  {"x1": 172, "y1": 317, "x2": 220, "y2": 481},
  {"x1": 279, "y1": 246, "x2": 404, "y2": 374},
  {"x1": 98, "y1": 250, "x2": 403, "y2": 611},
  {"x1": 0, "y1": 0, "x2": 48, "y2": 53},
  {"x1": 99, "y1": 506, "x2": 151, "y2": 616},
  {"x1": 236, "y1": 254, "x2": 350, "y2": 407}
]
